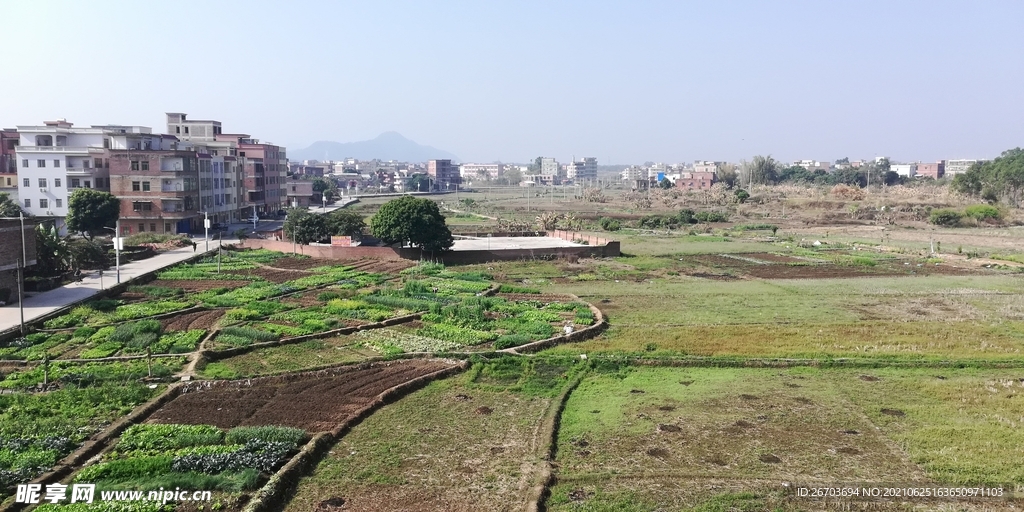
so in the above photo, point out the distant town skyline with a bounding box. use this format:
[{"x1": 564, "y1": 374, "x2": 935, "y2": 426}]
[{"x1": 3, "y1": 0, "x2": 1022, "y2": 164}]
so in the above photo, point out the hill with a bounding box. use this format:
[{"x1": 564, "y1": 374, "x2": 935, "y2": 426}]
[{"x1": 289, "y1": 132, "x2": 460, "y2": 163}]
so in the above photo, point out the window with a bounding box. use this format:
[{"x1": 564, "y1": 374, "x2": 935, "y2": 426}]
[
  {"x1": 37, "y1": 159, "x2": 45, "y2": 168},
  {"x1": 55, "y1": 178, "x2": 61, "y2": 188},
  {"x1": 239, "y1": 152, "x2": 245, "y2": 157},
  {"x1": 138, "y1": 223, "x2": 145, "y2": 232},
  {"x1": 150, "y1": 223, "x2": 156, "y2": 232},
  {"x1": 22, "y1": 159, "x2": 27, "y2": 168},
  {"x1": 184, "y1": 127, "x2": 189, "y2": 134},
  {"x1": 54, "y1": 159, "x2": 61, "y2": 167},
  {"x1": 40, "y1": 198, "x2": 48, "y2": 208},
  {"x1": 23, "y1": 178, "x2": 29, "y2": 187},
  {"x1": 164, "y1": 223, "x2": 172, "y2": 233},
  {"x1": 71, "y1": 179, "x2": 80, "y2": 188},
  {"x1": 132, "y1": 202, "x2": 153, "y2": 212},
  {"x1": 83, "y1": 159, "x2": 91, "y2": 169},
  {"x1": 131, "y1": 160, "x2": 139, "y2": 171},
  {"x1": 38, "y1": 178, "x2": 47, "y2": 188},
  {"x1": 84, "y1": 180, "x2": 91, "y2": 188},
  {"x1": 121, "y1": 226, "x2": 129, "y2": 236},
  {"x1": 142, "y1": 181, "x2": 150, "y2": 192},
  {"x1": 95, "y1": 158, "x2": 103, "y2": 169},
  {"x1": 23, "y1": 199, "x2": 30, "y2": 208},
  {"x1": 175, "y1": 126, "x2": 180, "y2": 134},
  {"x1": 55, "y1": 198, "x2": 62, "y2": 208},
  {"x1": 132, "y1": 181, "x2": 141, "y2": 191},
  {"x1": 141, "y1": 160, "x2": 149, "y2": 171},
  {"x1": 4, "y1": 178, "x2": 8, "y2": 186}
]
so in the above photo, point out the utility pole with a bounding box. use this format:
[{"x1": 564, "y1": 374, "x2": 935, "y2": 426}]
[
  {"x1": 204, "y1": 211, "x2": 210, "y2": 252},
  {"x1": 114, "y1": 219, "x2": 121, "y2": 283},
  {"x1": 17, "y1": 258, "x2": 24, "y2": 336}
]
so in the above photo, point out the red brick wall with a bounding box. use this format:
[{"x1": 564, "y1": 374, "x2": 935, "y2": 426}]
[{"x1": 0, "y1": 219, "x2": 38, "y2": 303}]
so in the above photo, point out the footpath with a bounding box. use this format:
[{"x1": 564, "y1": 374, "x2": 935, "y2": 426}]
[{"x1": 0, "y1": 239, "x2": 233, "y2": 334}]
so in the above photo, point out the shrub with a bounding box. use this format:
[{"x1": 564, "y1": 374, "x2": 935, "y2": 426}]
[
  {"x1": 494, "y1": 334, "x2": 532, "y2": 350},
  {"x1": 72, "y1": 327, "x2": 97, "y2": 339},
  {"x1": 598, "y1": 217, "x2": 621, "y2": 231},
  {"x1": 929, "y1": 208, "x2": 963, "y2": 226},
  {"x1": 694, "y1": 211, "x2": 729, "y2": 223},
  {"x1": 964, "y1": 204, "x2": 1001, "y2": 221}
]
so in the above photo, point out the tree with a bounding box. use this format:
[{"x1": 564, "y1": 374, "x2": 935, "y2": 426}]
[
  {"x1": 0, "y1": 191, "x2": 24, "y2": 217},
  {"x1": 34, "y1": 223, "x2": 73, "y2": 276},
  {"x1": 284, "y1": 208, "x2": 330, "y2": 244},
  {"x1": 371, "y1": 196, "x2": 454, "y2": 253},
  {"x1": 716, "y1": 164, "x2": 739, "y2": 188},
  {"x1": 528, "y1": 157, "x2": 543, "y2": 174},
  {"x1": 658, "y1": 178, "x2": 674, "y2": 189},
  {"x1": 408, "y1": 174, "x2": 432, "y2": 192},
  {"x1": 66, "y1": 189, "x2": 119, "y2": 239},
  {"x1": 742, "y1": 155, "x2": 779, "y2": 186},
  {"x1": 502, "y1": 167, "x2": 523, "y2": 185},
  {"x1": 326, "y1": 209, "x2": 366, "y2": 237},
  {"x1": 952, "y1": 148, "x2": 1024, "y2": 206},
  {"x1": 312, "y1": 178, "x2": 330, "y2": 193}
]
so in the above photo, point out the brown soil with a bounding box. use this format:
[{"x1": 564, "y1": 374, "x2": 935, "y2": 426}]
[
  {"x1": 838, "y1": 447, "x2": 861, "y2": 455},
  {"x1": 881, "y1": 408, "x2": 905, "y2": 417},
  {"x1": 793, "y1": 397, "x2": 813, "y2": 405},
  {"x1": 646, "y1": 447, "x2": 669, "y2": 458},
  {"x1": 679, "y1": 380, "x2": 693, "y2": 386},
  {"x1": 739, "y1": 394, "x2": 759, "y2": 400},
  {"x1": 759, "y1": 454, "x2": 782, "y2": 464},
  {"x1": 161, "y1": 309, "x2": 224, "y2": 332},
  {"x1": 859, "y1": 375, "x2": 880, "y2": 382},
  {"x1": 568, "y1": 489, "x2": 590, "y2": 502},
  {"x1": 153, "y1": 280, "x2": 251, "y2": 292},
  {"x1": 658, "y1": 405, "x2": 676, "y2": 411},
  {"x1": 271, "y1": 257, "x2": 328, "y2": 270},
  {"x1": 688, "y1": 272, "x2": 740, "y2": 281},
  {"x1": 784, "y1": 383, "x2": 801, "y2": 388},
  {"x1": 840, "y1": 429, "x2": 860, "y2": 435},
  {"x1": 733, "y1": 420, "x2": 754, "y2": 428},
  {"x1": 474, "y1": 406, "x2": 493, "y2": 415},
  {"x1": 630, "y1": 389, "x2": 645, "y2": 394},
  {"x1": 657, "y1": 424, "x2": 681, "y2": 433},
  {"x1": 315, "y1": 497, "x2": 346, "y2": 511},
  {"x1": 742, "y1": 252, "x2": 809, "y2": 263},
  {"x1": 148, "y1": 360, "x2": 456, "y2": 432}
]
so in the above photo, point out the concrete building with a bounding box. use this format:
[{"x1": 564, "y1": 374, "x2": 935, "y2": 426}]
[
  {"x1": 620, "y1": 165, "x2": 643, "y2": 181},
  {"x1": 14, "y1": 120, "x2": 116, "y2": 222},
  {"x1": 793, "y1": 159, "x2": 830, "y2": 172},
  {"x1": 891, "y1": 163, "x2": 918, "y2": 177},
  {"x1": 916, "y1": 161, "x2": 944, "y2": 179},
  {"x1": 1, "y1": 129, "x2": 18, "y2": 192},
  {"x1": 675, "y1": 171, "x2": 717, "y2": 190},
  {"x1": 540, "y1": 157, "x2": 559, "y2": 177},
  {"x1": 288, "y1": 162, "x2": 325, "y2": 177},
  {"x1": 460, "y1": 163, "x2": 502, "y2": 181},
  {"x1": 693, "y1": 161, "x2": 723, "y2": 174},
  {"x1": 945, "y1": 159, "x2": 982, "y2": 176},
  {"x1": 213, "y1": 134, "x2": 287, "y2": 217},
  {"x1": 427, "y1": 159, "x2": 461, "y2": 189},
  {"x1": 285, "y1": 178, "x2": 314, "y2": 208},
  {"x1": 565, "y1": 157, "x2": 598, "y2": 182},
  {"x1": 108, "y1": 132, "x2": 206, "y2": 235},
  {"x1": 165, "y1": 113, "x2": 246, "y2": 224}
]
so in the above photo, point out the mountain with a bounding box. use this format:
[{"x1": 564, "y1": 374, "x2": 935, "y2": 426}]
[{"x1": 289, "y1": 132, "x2": 460, "y2": 163}]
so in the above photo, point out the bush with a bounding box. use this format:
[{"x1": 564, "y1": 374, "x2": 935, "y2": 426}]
[
  {"x1": 494, "y1": 334, "x2": 532, "y2": 350},
  {"x1": 929, "y1": 208, "x2": 963, "y2": 226},
  {"x1": 598, "y1": 217, "x2": 621, "y2": 231},
  {"x1": 694, "y1": 211, "x2": 729, "y2": 223},
  {"x1": 964, "y1": 204, "x2": 1001, "y2": 221},
  {"x1": 118, "y1": 424, "x2": 224, "y2": 452},
  {"x1": 226, "y1": 426, "x2": 306, "y2": 446}
]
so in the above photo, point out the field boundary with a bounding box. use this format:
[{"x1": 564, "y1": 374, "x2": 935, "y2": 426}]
[
  {"x1": 242, "y1": 360, "x2": 469, "y2": 512},
  {"x1": 503, "y1": 301, "x2": 607, "y2": 355},
  {"x1": 528, "y1": 366, "x2": 588, "y2": 512}
]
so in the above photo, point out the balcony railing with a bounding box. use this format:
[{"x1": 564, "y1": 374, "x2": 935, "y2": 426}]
[
  {"x1": 65, "y1": 167, "x2": 97, "y2": 176},
  {"x1": 18, "y1": 146, "x2": 98, "y2": 153}
]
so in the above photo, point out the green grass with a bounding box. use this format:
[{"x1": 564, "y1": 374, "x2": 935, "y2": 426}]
[
  {"x1": 285, "y1": 359, "x2": 576, "y2": 511},
  {"x1": 199, "y1": 339, "x2": 373, "y2": 378}
]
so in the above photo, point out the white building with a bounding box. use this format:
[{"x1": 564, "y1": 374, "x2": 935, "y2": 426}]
[
  {"x1": 460, "y1": 163, "x2": 503, "y2": 181},
  {"x1": 793, "y1": 159, "x2": 830, "y2": 172},
  {"x1": 15, "y1": 120, "x2": 120, "y2": 221},
  {"x1": 620, "y1": 165, "x2": 643, "y2": 181},
  {"x1": 566, "y1": 157, "x2": 597, "y2": 181},
  {"x1": 945, "y1": 159, "x2": 982, "y2": 176},
  {"x1": 693, "y1": 160, "x2": 723, "y2": 174},
  {"x1": 891, "y1": 163, "x2": 917, "y2": 177}
]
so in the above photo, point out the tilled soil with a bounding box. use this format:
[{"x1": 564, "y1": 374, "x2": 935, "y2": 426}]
[
  {"x1": 224, "y1": 267, "x2": 310, "y2": 283},
  {"x1": 161, "y1": 309, "x2": 224, "y2": 332},
  {"x1": 148, "y1": 360, "x2": 457, "y2": 432}
]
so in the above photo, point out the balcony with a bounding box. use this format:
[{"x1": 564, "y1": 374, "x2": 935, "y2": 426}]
[
  {"x1": 65, "y1": 167, "x2": 98, "y2": 176},
  {"x1": 18, "y1": 146, "x2": 98, "y2": 154}
]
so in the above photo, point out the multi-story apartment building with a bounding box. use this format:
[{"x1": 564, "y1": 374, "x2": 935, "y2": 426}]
[
  {"x1": 566, "y1": 157, "x2": 598, "y2": 181},
  {"x1": 693, "y1": 161, "x2": 723, "y2": 174},
  {"x1": 460, "y1": 163, "x2": 502, "y2": 181},
  {"x1": 165, "y1": 113, "x2": 244, "y2": 225},
  {"x1": 427, "y1": 159, "x2": 460, "y2": 189},
  {"x1": 945, "y1": 159, "x2": 982, "y2": 176},
  {"x1": 620, "y1": 165, "x2": 643, "y2": 181},
  {"x1": 540, "y1": 157, "x2": 560, "y2": 177},
  {"x1": 285, "y1": 177, "x2": 314, "y2": 208},
  {"x1": 916, "y1": 161, "x2": 944, "y2": 179},
  {"x1": 108, "y1": 132, "x2": 205, "y2": 235},
  {"x1": 1, "y1": 129, "x2": 18, "y2": 192},
  {"x1": 14, "y1": 120, "x2": 115, "y2": 223}
]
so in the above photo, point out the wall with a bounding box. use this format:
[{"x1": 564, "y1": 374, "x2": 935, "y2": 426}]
[
  {"x1": 0, "y1": 219, "x2": 38, "y2": 304},
  {"x1": 242, "y1": 230, "x2": 620, "y2": 264}
]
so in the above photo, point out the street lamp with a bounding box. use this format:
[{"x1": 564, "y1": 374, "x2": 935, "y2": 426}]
[
  {"x1": 322, "y1": 196, "x2": 327, "y2": 212},
  {"x1": 101, "y1": 219, "x2": 122, "y2": 284},
  {"x1": 203, "y1": 211, "x2": 210, "y2": 253}
]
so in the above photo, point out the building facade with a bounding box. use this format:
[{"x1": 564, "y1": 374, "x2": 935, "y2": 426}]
[
  {"x1": 285, "y1": 178, "x2": 314, "y2": 208},
  {"x1": 540, "y1": 157, "x2": 559, "y2": 177},
  {"x1": 14, "y1": 120, "x2": 115, "y2": 222},
  {"x1": 693, "y1": 161, "x2": 723, "y2": 174},
  {"x1": 0, "y1": 218, "x2": 38, "y2": 305},
  {"x1": 675, "y1": 171, "x2": 717, "y2": 190},
  {"x1": 945, "y1": 159, "x2": 981, "y2": 176},
  {"x1": 165, "y1": 113, "x2": 244, "y2": 224},
  {"x1": 1, "y1": 129, "x2": 18, "y2": 192},
  {"x1": 459, "y1": 163, "x2": 502, "y2": 181},
  {"x1": 916, "y1": 161, "x2": 944, "y2": 179},
  {"x1": 891, "y1": 163, "x2": 918, "y2": 177},
  {"x1": 427, "y1": 159, "x2": 461, "y2": 188}
]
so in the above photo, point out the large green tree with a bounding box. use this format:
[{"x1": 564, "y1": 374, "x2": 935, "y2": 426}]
[
  {"x1": 0, "y1": 191, "x2": 24, "y2": 217},
  {"x1": 952, "y1": 148, "x2": 1024, "y2": 206},
  {"x1": 326, "y1": 209, "x2": 365, "y2": 237},
  {"x1": 371, "y1": 196, "x2": 453, "y2": 253},
  {"x1": 284, "y1": 209, "x2": 330, "y2": 244},
  {"x1": 66, "y1": 189, "x2": 119, "y2": 239},
  {"x1": 408, "y1": 174, "x2": 432, "y2": 192}
]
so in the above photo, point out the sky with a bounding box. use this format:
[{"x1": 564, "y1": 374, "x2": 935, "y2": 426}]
[{"x1": 4, "y1": 0, "x2": 1023, "y2": 165}]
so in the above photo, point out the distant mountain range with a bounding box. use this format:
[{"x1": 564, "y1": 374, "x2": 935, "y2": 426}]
[{"x1": 289, "y1": 132, "x2": 460, "y2": 163}]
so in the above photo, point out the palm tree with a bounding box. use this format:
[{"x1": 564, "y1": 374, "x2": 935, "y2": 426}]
[{"x1": 743, "y1": 155, "x2": 779, "y2": 186}]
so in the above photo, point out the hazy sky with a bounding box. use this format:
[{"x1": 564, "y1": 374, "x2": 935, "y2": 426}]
[{"x1": 4, "y1": 0, "x2": 1022, "y2": 164}]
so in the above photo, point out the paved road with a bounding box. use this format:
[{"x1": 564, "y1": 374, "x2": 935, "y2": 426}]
[{"x1": 0, "y1": 239, "x2": 234, "y2": 334}]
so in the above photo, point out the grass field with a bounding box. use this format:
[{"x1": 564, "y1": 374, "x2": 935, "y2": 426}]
[
  {"x1": 284, "y1": 358, "x2": 581, "y2": 511},
  {"x1": 547, "y1": 365, "x2": 1024, "y2": 510},
  {"x1": 199, "y1": 337, "x2": 375, "y2": 378}
]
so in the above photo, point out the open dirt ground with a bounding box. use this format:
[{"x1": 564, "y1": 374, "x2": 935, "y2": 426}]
[{"x1": 149, "y1": 359, "x2": 457, "y2": 432}]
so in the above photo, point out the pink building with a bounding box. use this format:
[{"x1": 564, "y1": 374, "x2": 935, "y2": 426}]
[
  {"x1": 916, "y1": 161, "x2": 944, "y2": 180},
  {"x1": 0, "y1": 128, "x2": 17, "y2": 190},
  {"x1": 427, "y1": 159, "x2": 460, "y2": 189},
  {"x1": 676, "y1": 171, "x2": 717, "y2": 190},
  {"x1": 216, "y1": 134, "x2": 287, "y2": 216}
]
